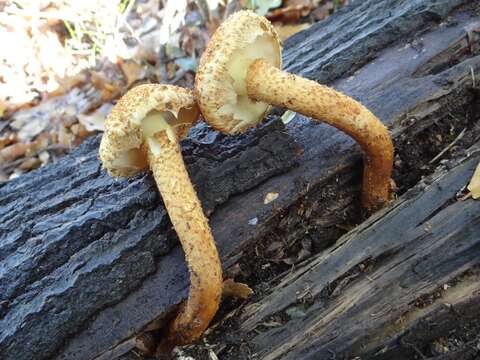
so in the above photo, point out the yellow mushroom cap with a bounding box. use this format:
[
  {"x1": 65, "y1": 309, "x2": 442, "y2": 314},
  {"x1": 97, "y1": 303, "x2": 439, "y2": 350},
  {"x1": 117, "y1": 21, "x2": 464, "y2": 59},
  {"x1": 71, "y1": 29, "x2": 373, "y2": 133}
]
[
  {"x1": 195, "y1": 10, "x2": 281, "y2": 135},
  {"x1": 99, "y1": 84, "x2": 199, "y2": 177}
]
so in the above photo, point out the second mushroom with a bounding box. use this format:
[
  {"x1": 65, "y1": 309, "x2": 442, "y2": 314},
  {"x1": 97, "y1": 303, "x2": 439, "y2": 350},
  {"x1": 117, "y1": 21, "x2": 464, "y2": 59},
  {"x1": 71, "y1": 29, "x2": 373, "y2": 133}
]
[
  {"x1": 99, "y1": 84, "x2": 222, "y2": 349},
  {"x1": 195, "y1": 11, "x2": 394, "y2": 212}
]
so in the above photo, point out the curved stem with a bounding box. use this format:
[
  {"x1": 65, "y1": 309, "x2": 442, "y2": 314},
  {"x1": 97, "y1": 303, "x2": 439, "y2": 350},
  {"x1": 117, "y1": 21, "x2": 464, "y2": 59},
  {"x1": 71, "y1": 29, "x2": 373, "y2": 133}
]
[
  {"x1": 146, "y1": 131, "x2": 223, "y2": 347},
  {"x1": 247, "y1": 59, "x2": 394, "y2": 212}
]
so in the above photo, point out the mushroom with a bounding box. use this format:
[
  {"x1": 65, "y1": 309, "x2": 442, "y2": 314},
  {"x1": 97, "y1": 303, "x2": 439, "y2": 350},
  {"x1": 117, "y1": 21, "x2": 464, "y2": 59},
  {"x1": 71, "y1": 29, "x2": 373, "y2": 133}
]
[
  {"x1": 195, "y1": 11, "x2": 394, "y2": 212},
  {"x1": 99, "y1": 84, "x2": 222, "y2": 347}
]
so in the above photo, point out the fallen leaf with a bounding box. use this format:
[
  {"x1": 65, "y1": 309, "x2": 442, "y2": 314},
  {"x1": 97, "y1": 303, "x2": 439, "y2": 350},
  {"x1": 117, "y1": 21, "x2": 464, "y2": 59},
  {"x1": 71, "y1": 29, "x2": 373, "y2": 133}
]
[
  {"x1": 0, "y1": 133, "x2": 16, "y2": 150},
  {"x1": 222, "y1": 279, "x2": 254, "y2": 299},
  {"x1": 10, "y1": 114, "x2": 50, "y2": 142},
  {"x1": 19, "y1": 157, "x2": 41, "y2": 171},
  {"x1": 274, "y1": 23, "x2": 310, "y2": 41},
  {"x1": 70, "y1": 123, "x2": 91, "y2": 142},
  {"x1": 38, "y1": 151, "x2": 50, "y2": 164},
  {"x1": 90, "y1": 71, "x2": 122, "y2": 102},
  {"x1": 77, "y1": 103, "x2": 113, "y2": 132},
  {"x1": 267, "y1": 4, "x2": 311, "y2": 23},
  {"x1": 311, "y1": 3, "x2": 335, "y2": 21},
  {"x1": 467, "y1": 162, "x2": 480, "y2": 199},
  {"x1": 57, "y1": 123, "x2": 73, "y2": 147},
  {"x1": 47, "y1": 72, "x2": 87, "y2": 97},
  {"x1": 119, "y1": 60, "x2": 144, "y2": 88},
  {"x1": 31, "y1": 133, "x2": 50, "y2": 152},
  {"x1": 0, "y1": 142, "x2": 31, "y2": 163}
]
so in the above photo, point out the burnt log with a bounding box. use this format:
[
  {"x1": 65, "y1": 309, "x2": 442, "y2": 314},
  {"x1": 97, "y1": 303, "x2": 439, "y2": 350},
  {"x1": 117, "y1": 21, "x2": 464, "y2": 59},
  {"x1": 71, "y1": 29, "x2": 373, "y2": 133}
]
[{"x1": 1, "y1": 0, "x2": 480, "y2": 359}]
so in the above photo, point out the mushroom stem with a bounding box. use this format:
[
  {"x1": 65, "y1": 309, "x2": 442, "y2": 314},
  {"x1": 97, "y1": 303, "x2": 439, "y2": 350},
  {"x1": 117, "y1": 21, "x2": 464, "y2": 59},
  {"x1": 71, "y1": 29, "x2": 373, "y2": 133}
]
[
  {"x1": 146, "y1": 130, "x2": 223, "y2": 346},
  {"x1": 246, "y1": 59, "x2": 394, "y2": 211}
]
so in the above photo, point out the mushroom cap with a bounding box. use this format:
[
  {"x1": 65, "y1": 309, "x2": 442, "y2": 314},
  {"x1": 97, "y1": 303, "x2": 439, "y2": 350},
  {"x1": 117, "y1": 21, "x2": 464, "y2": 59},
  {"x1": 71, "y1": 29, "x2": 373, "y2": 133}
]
[
  {"x1": 195, "y1": 10, "x2": 281, "y2": 135},
  {"x1": 99, "y1": 84, "x2": 199, "y2": 177}
]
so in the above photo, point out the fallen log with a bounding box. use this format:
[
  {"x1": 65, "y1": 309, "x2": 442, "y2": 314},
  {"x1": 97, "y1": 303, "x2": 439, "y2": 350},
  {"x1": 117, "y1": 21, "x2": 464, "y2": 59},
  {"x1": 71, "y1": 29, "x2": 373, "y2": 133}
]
[{"x1": 1, "y1": 0, "x2": 480, "y2": 359}]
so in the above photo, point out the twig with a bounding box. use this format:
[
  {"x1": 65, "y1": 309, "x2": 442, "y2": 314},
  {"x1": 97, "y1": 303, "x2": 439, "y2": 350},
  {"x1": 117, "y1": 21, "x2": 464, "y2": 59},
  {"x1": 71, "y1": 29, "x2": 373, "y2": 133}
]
[{"x1": 429, "y1": 127, "x2": 466, "y2": 164}]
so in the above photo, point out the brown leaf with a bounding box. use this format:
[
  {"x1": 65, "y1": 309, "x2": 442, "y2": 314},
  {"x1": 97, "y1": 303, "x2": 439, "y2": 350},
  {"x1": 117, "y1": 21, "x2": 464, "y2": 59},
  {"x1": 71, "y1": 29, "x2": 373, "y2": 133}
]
[
  {"x1": 267, "y1": 4, "x2": 311, "y2": 23},
  {"x1": 19, "y1": 157, "x2": 41, "y2": 171},
  {"x1": 274, "y1": 23, "x2": 310, "y2": 41},
  {"x1": 38, "y1": 151, "x2": 50, "y2": 165},
  {"x1": 222, "y1": 279, "x2": 254, "y2": 300},
  {"x1": 90, "y1": 71, "x2": 122, "y2": 102},
  {"x1": 57, "y1": 123, "x2": 73, "y2": 147},
  {"x1": 77, "y1": 103, "x2": 112, "y2": 132},
  {"x1": 0, "y1": 133, "x2": 16, "y2": 150},
  {"x1": 0, "y1": 142, "x2": 31, "y2": 163},
  {"x1": 47, "y1": 72, "x2": 88, "y2": 97},
  {"x1": 119, "y1": 60, "x2": 145, "y2": 88},
  {"x1": 70, "y1": 123, "x2": 91, "y2": 142}
]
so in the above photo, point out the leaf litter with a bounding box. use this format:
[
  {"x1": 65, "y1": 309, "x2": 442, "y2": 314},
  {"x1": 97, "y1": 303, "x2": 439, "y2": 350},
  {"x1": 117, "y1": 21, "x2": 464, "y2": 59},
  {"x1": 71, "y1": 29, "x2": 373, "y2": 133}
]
[{"x1": 0, "y1": 0, "x2": 348, "y2": 183}]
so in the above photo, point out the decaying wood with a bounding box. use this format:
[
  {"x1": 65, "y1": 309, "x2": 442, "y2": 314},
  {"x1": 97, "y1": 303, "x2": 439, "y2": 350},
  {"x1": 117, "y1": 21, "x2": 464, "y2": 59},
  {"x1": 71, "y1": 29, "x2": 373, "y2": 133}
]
[
  {"x1": 201, "y1": 144, "x2": 480, "y2": 360},
  {"x1": 1, "y1": 0, "x2": 480, "y2": 359}
]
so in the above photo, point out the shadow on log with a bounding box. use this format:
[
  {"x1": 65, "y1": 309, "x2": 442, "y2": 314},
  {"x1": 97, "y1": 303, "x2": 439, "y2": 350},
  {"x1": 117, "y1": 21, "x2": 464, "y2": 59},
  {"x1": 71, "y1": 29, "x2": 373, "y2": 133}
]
[{"x1": 1, "y1": 0, "x2": 480, "y2": 359}]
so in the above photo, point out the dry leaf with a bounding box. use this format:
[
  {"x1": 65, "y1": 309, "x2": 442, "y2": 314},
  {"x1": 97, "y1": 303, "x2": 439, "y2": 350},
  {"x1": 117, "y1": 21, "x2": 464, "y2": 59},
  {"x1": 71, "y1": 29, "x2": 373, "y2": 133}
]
[
  {"x1": 467, "y1": 162, "x2": 480, "y2": 199},
  {"x1": 119, "y1": 60, "x2": 144, "y2": 88},
  {"x1": 267, "y1": 4, "x2": 311, "y2": 23},
  {"x1": 222, "y1": 279, "x2": 254, "y2": 299},
  {"x1": 10, "y1": 113, "x2": 50, "y2": 142},
  {"x1": 0, "y1": 133, "x2": 16, "y2": 150},
  {"x1": 38, "y1": 151, "x2": 50, "y2": 164},
  {"x1": 57, "y1": 123, "x2": 73, "y2": 147},
  {"x1": 77, "y1": 103, "x2": 113, "y2": 132},
  {"x1": 0, "y1": 142, "x2": 31, "y2": 163},
  {"x1": 90, "y1": 71, "x2": 122, "y2": 102},
  {"x1": 47, "y1": 72, "x2": 88, "y2": 98},
  {"x1": 19, "y1": 157, "x2": 41, "y2": 171},
  {"x1": 70, "y1": 123, "x2": 91, "y2": 140},
  {"x1": 274, "y1": 23, "x2": 310, "y2": 41},
  {"x1": 31, "y1": 133, "x2": 50, "y2": 152}
]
